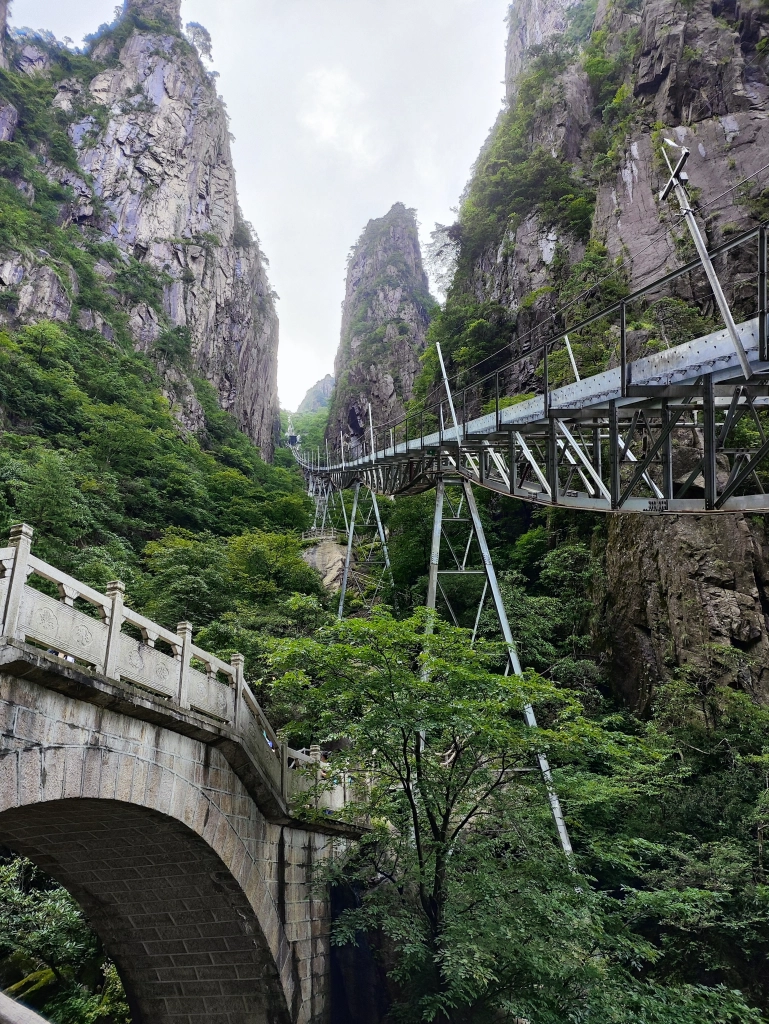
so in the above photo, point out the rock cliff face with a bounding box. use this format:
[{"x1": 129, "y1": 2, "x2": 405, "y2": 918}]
[
  {"x1": 326, "y1": 204, "x2": 433, "y2": 448},
  {"x1": 298, "y1": 373, "x2": 335, "y2": 414},
  {"x1": 0, "y1": 0, "x2": 279, "y2": 456},
  {"x1": 451, "y1": 0, "x2": 769, "y2": 701}
]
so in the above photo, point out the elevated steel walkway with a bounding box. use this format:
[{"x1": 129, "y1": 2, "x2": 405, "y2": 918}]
[{"x1": 298, "y1": 224, "x2": 769, "y2": 514}]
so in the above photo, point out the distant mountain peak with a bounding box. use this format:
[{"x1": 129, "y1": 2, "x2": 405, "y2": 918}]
[{"x1": 298, "y1": 374, "x2": 335, "y2": 414}]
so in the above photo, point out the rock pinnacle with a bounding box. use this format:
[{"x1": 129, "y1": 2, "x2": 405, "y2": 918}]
[{"x1": 124, "y1": 0, "x2": 182, "y2": 29}]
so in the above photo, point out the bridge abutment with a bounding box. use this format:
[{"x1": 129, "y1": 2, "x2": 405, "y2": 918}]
[{"x1": 0, "y1": 672, "x2": 334, "y2": 1024}]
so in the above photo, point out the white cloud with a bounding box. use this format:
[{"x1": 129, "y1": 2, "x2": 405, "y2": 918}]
[{"x1": 297, "y1": 66, "x2": 384, "y2": 171}]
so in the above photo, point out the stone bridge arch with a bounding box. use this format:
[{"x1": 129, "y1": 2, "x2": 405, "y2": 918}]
[{"x1": 0, "y1": 672, "x2": 333, "y2": 1024}]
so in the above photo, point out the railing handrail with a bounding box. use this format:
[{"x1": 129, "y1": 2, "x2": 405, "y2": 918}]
[{"x1": 297, "y1": 224, "x2": 767, "y2": 473}]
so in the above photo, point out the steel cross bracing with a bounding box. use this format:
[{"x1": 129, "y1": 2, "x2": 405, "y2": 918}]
[
  {"x1": 302, "y1": 472, "x2": 394, "y2": 617},
  {"x1": 298, "y1": 225, "x2": 769, "y2": 514}
]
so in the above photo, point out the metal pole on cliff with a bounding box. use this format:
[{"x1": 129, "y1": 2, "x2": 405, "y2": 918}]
[
  {"x1": 660, "y1": 140, "x2": 751, "y2": 379},
  {"x1": 368, "y1": 403, "x2": 377, "y2": 463},
  {"x1": 436, "y1": 343, "x2": 460, "y2": 440}
]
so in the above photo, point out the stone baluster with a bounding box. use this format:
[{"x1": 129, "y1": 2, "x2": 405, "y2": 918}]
[
  {"x1": 230, "y1": 653, "x2": 245, "y2": 732},
  {"x1": 2, "y1": 523, "x2": 33, "y2": 641},
  {"x1": 176, "y1": 622, "x2": 192, "y2": 710},
  {"x1": 103, "y1": 581, "x2": 125, "y2": 680},
  {"x1": 58, "y1": 584, "x2": 79, "y2": 607}
]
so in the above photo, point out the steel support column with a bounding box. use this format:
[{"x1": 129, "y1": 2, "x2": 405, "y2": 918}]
[
  {"x1": 460, "y1": 479, "x2": 574, "y2": 859},
  {"x1": 338, "y1": 481, "x2": 360, "y2": 620},
  {"x1": 703, "y1": 374, "x2": 717, "y2": 509}
]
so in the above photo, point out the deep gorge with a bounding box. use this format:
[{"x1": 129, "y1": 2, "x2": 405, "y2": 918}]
[{"x1": 1, "y1": 0, "x2": 769, "y2": 1021}]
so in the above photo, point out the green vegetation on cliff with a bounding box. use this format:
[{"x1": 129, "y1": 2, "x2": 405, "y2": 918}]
[{"x1": 0, "y1": 34, "x2": 320, "y2": 1021}]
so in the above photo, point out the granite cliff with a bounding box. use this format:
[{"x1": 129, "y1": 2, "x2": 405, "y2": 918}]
[
  {"x1": 0, "y1": 0, "x2": 279, "y2": 456},
  {"x1": 440, "y1": 0, "x2": 769, "y2": 701},
  {"x1": 326, "y1": 203, "x2": 433, "y2": 448},
  {"x1": 298, "y1": 373, "x2": 334, "y2": 414}
]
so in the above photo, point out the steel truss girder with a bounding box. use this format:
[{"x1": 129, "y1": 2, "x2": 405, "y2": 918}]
[
  {"x1": 301, "y1": 374, "x2": 769, "y2": 513},
  {"x1": 295, "y1": 303, "x2": 769, "y2": 513}
]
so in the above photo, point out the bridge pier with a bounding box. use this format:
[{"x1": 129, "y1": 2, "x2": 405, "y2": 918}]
[{"x1": 0, "y1": 670, "x2": 336, "y2": 1024}]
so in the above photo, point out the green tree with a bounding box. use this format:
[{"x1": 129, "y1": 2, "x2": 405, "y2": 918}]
[
  {"x1": 0, "y1": 858, "x2": 130, "y2": 1024},
  {"x1": 269, "y1": 612, "x2": 762, "y2": 1023}
]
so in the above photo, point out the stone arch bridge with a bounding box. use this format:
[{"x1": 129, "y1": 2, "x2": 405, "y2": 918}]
[{"x1": 0, "y1": 525, "x2": 353, "y2": 1024}]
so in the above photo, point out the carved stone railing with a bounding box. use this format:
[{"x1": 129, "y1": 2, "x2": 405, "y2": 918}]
[{"x1": 0, "y1": 524, "x2": 350, "y2": 830}]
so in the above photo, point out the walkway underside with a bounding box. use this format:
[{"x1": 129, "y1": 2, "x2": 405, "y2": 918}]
[{"x1": 316, "y1": 316, "x2": 769, "y2": 513}]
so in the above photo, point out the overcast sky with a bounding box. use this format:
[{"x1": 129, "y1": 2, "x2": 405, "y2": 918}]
[{"x1": 11, "y1": 0, "x2": 509, "y2": 409}]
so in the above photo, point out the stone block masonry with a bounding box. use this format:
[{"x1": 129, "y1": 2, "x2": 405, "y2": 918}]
[
  {"x1": 0, "y1": 672, "x2": 337, "y2": 1024},
  {"x1": 0, "y1": 525, "x2": 352, "y2": 1024}
]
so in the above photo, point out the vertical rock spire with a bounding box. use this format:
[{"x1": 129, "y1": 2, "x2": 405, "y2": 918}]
[
  {"x1": 326, "y1": 203, "x2": 433, "y2": 446},
  {"x1": 124, "y1": 0, "x2": 182, "y2": 30},
  {"x1": 0, "y1": 0, "x2": 8, "y2": 69}
]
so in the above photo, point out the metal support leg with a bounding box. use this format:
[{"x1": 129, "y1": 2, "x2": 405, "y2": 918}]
[
  {"x1": 338, "y1": 481, "x2": 360, "y2": 620},
  {"x1": 461, "y1": 479, "x2": 574, "y2": 860},
  {"x1": 703, "y1": 374, "x2": 717, "y2": 509},
  {"x1": 426, "y1": 478, "x2": 445, "y2": 612},
  {"x1": 760, "y1": 225, "x2": 767, "y2": 362}
]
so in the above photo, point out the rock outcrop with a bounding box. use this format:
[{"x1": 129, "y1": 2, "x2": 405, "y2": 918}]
[
  {"x1": 298, "y1": 374, "x2": 335, "y2": 414},
  {"x1": 0, "y1": 0, "x2": 8, "y2": 69},
  {"x1": 326, "y1": 204, "x2": 433, "y2": 448},
  {"x1": 125, "y1": 0, "x2": 182, "y2": 29},
  {"x1": 0, "y1": 0, "x2": 279, "y2": 457},
  {"x1": 301, "y1": 539, "x2": 347, "y2": 591},
  {"x1": 450, "y1": 0, "x2": 769, "y2": 701}
]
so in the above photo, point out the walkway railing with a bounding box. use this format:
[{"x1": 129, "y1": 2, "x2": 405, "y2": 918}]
[
  {"x1": 294, "y1": 226, "x2": 769, "y2": 513},
  {"x1": 0, "y1": 524, "x2": 347, "y2": 821}
]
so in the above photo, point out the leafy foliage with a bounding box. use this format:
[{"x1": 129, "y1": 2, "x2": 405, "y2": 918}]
[
  {"x1": 269, "y1": 612, "x2": 768, "y2": 1023},
  {"x1": 0, "y1": 858, "x2": 130, "y2": 1024}
]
